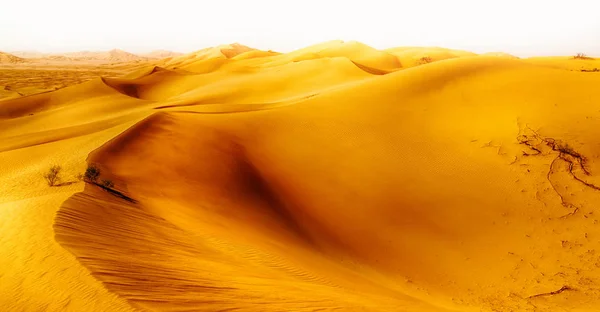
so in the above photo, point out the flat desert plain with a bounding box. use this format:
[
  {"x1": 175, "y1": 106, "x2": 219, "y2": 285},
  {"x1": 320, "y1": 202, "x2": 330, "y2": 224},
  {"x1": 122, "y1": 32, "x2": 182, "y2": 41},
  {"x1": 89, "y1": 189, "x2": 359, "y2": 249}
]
[{"x1": 1, "y1": 41, "x2": 600, "y2": 312}]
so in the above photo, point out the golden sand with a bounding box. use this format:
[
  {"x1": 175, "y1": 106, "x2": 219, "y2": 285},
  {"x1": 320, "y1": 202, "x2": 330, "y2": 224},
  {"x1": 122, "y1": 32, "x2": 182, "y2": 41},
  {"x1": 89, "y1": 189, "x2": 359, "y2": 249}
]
[{"x1": 2, "y1": 42, "x2": 600, "y2": 311}]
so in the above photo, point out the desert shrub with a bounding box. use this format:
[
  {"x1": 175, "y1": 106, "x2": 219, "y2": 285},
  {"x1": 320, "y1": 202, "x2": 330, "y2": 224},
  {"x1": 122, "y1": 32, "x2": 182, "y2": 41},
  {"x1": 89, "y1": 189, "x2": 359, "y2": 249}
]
[
  {"x1": 43, "y1": 165, "x2": 61, "y2": 186},
  {"x1": 418, "y1": 56, "x2": 433, "y2": 64},
  {"x1": 84, "y1": 164, "x2": 101, "y2": 183},
  {"x1": 574, "y1": 53, "x2": 593, "y2": 60},
  {"x1": 101, "y1": 179, "x2": 114, "y2": 188}
]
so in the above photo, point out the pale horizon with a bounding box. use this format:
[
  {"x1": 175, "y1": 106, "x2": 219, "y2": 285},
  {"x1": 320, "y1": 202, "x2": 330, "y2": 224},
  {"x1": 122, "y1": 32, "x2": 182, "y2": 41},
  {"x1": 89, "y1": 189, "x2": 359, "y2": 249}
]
[{"x1": 1, "y1": 0, "x2": 600, "y2": 57}]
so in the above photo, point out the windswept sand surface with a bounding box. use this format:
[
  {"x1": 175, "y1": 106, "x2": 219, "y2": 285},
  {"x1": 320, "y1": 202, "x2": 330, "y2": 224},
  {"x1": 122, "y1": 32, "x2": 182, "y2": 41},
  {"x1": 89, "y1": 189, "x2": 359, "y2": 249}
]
[{"x1": 2, "y1": 41, "x2": 600, "y2": 311}]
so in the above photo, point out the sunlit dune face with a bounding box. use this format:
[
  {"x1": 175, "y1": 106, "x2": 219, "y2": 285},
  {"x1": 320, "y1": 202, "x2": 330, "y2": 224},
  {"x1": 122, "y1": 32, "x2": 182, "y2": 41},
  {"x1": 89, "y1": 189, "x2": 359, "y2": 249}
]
[{"x1": 2, "y1": 40, "x2": 600, "y2": 312}]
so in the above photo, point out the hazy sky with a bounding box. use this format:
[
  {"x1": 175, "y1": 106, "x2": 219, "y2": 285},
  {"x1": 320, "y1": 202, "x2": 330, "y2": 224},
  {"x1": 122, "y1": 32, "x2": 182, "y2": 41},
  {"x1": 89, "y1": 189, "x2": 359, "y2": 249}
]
[{"x1": 1, "y1": 0, "x2": 599, "y2": 57}]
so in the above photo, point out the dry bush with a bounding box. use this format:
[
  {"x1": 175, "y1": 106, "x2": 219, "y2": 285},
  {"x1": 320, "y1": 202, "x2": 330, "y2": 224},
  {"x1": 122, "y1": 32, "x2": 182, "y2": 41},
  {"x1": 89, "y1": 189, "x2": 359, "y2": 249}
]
[
  {"x1": 574, "y1": 53, "x2": 593, "y2": 60},
  {"x1": 84, "y1": 164, "x2": 101, "y2": 183},
  {"x1": 418, "y1": 56, "x2": 433, "y2": 64},
  {"x1": 43, "y1": 165, "x2": 61, "y2": 186}
]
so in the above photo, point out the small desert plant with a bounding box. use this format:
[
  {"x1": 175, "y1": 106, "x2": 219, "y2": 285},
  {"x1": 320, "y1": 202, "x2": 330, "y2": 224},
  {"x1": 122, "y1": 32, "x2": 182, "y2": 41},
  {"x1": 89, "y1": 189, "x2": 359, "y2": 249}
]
[
  {"x1": 43, "y1": 165, "x2": 62, "y2": 186},
  {"x1": 84, "y1": 164, "x2": 101, "y2": 183},
  {"x1": 101, "y1": 179, "x2": 114, "y2": 189},
  {"x1": 574, "y1": 53, "x2": 593, "y2": 60},
  {"x1": 418, "y1": 56, "x2": 433, "y2": 64}
]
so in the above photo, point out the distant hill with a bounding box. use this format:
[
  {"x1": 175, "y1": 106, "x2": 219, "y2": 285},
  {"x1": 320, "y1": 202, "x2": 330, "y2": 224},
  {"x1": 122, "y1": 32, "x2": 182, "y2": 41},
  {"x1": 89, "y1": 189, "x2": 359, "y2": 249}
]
[
  {"x1": 105, "y1": 49, "x2": 148, "y2": 62},
  {"x1": 45, "y1": 55, "x2": 76, "y2": 62},
  {"x1": 9, "y1": 51, "x2": 46, "y2": 58},
  {"x1": 7, "y1": 49, "x2": 194, "y2": 63},
  {"x1": 481, "y1": 52, "x2": 520, "y2": 59},
  {"x1": 0, "y1": 52, "x2": 26, "y2": 64},
  {"x1": 141, "y1": 50, "x2": 184, "y2": 59},
  {"x1": 57, "y1": 49, "x2": 149, "y2": 62},
  {"x1": 7, "y1": 49, "x2": 152, "y2": 63}
]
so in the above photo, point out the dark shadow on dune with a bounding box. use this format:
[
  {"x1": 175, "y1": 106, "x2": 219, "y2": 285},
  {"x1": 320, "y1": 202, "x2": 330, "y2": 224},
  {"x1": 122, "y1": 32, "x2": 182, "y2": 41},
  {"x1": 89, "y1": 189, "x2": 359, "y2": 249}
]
[
  {"x1": 99, "y1": 184, "x2": 137, "y2": 203},
  {"x1": 85, "y1": 181, "x2": 137, "y2": 203},
  {"x1": 119, "y1": 84, "x2": 139, "y2": 98},
  {"x1": 350, "y1": 61, "x2": 392, "y2": 75},
  {"x1": 235, "y1": 145, "x2": 317, "y2": 248}
]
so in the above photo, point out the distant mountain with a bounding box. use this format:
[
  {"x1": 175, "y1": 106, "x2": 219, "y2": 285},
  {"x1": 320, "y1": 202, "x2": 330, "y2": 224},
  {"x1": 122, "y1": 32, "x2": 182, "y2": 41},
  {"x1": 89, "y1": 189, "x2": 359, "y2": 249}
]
[
  {"x1": 59, "y1": 51, "x2": 100, "y2": 58},
  {"x1": 0, "y1": 52, "x2": 26, "y2": 64},
  {"x1": 481, "y1": 52, "x2": 520, "y2": 59},
  {"x1": 105, "y1": 49, "x2": 148, "y2": 62},
  {"x1": 141, "y1": 50, "x2": 184, "y2": 59},
  {"x1": 7, "y1": 49, "x2": 148, "y2": 63},
  {"x1": 9, "y1": 51, "x2": 46, "y2": 58},
  {"x1": 45, "y1": 55, "x2": 76, "y2": 62},
  {"x1": 4, "y1": 47, "x2": 251, "y2": 64},
  {"x1": 55, "y1": 49, "x2": 148, "y2": 62}
]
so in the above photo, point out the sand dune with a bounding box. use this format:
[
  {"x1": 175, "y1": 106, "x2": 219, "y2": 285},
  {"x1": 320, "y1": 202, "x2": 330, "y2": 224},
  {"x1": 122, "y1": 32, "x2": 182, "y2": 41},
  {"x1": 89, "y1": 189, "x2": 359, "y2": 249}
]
[
  {"x1": 2, "y1": 42, "x2": 600, "y2": 311},
  {"x1": 262, "y1": 40, "x2": 402, "y2": 71},
  {"x1": 104, "y1": 57, "x2": 375, "y2": 104},
  {"x1": 310, "y1": 41, "x2": 401, "y2": 70},
  {"x1": 163, "y1": 43, "x2": 256, "y2": 69},
  {"x1": 523, "y1": 56, "x2": 600, "y2": 72},
  {"x1": 385, "y1": 47, "x2": 477, "y2": 68},
  {"x1": 480, "y1": 52, "x2": 520, "y2": 59},
  {"x1": 233, "y1": 50, "x2": 281, "y2": 60}
]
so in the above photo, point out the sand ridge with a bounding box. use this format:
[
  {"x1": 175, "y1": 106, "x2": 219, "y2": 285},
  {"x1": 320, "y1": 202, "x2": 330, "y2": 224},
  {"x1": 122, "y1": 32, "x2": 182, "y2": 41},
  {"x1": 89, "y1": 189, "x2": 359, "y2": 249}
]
[{"x1": 2, "y1": 41, "x2": 600, "y2": 311}]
